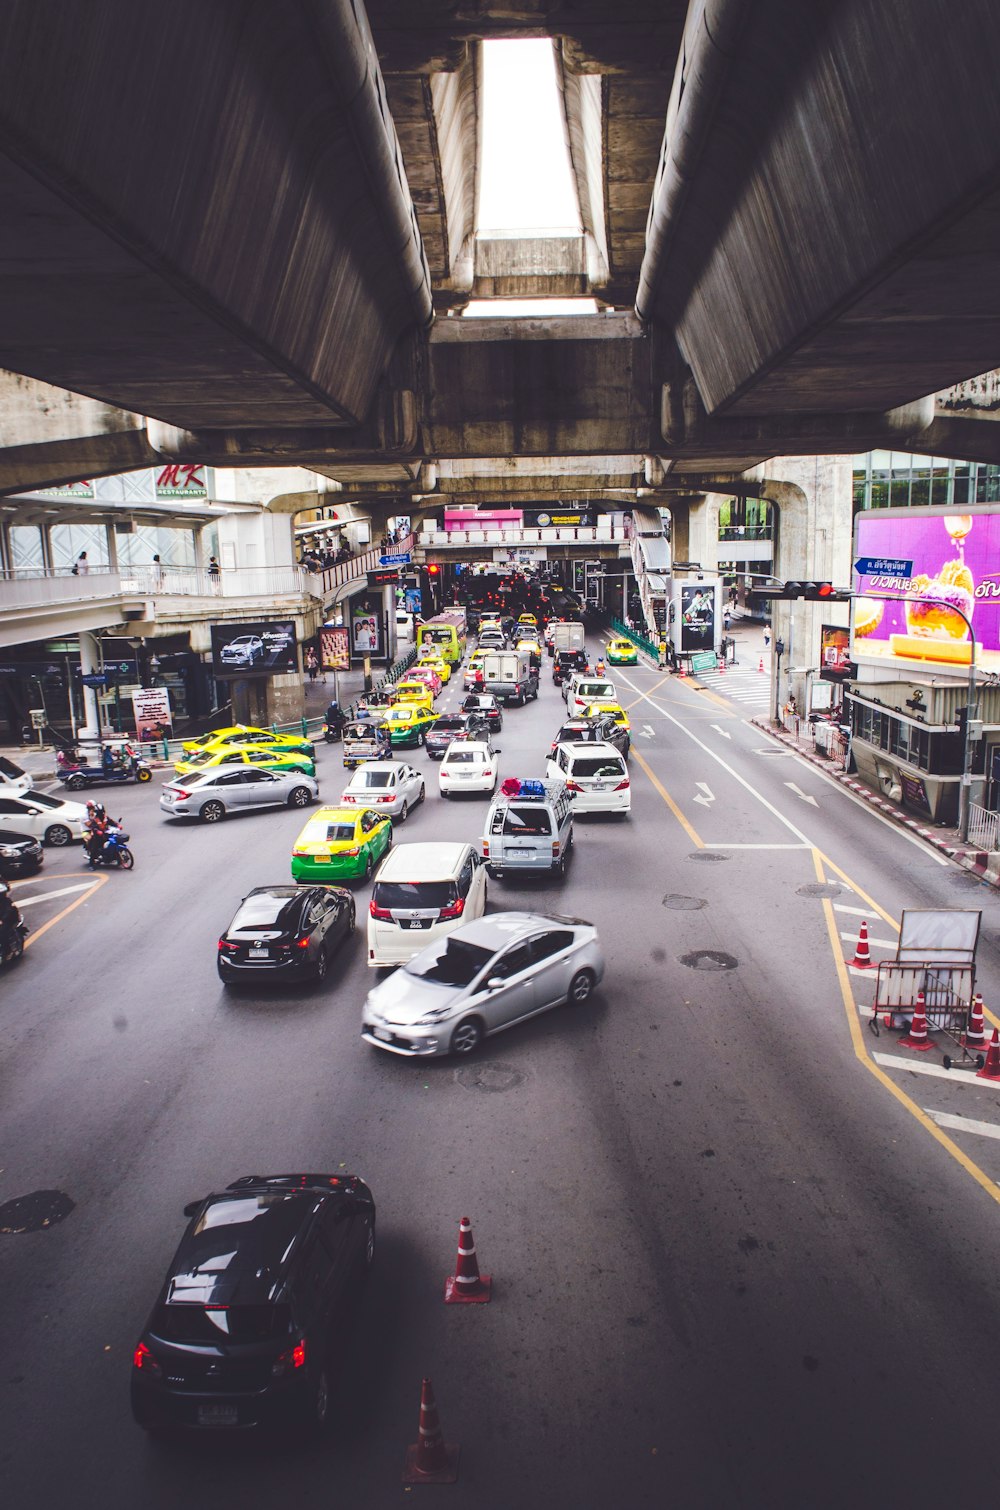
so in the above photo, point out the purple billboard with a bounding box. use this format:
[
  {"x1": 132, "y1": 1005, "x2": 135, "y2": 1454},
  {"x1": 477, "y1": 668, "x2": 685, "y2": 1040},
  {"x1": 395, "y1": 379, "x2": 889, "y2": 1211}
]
[{"x1": 852, "y1": 508, "x2": 1000, "y2": 674}]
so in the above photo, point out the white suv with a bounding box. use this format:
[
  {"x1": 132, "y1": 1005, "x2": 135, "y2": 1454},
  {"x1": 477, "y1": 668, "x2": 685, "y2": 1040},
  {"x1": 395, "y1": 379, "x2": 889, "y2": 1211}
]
[
  {"x1": 367, "y1": 842, "x2": 488, "y2": 968},
  {"x1": 565, "y1": 676, "x2": 617, "y2": 718},
  {"x1": 545, "y1": 742, "x2": 630, "y2": 815}
]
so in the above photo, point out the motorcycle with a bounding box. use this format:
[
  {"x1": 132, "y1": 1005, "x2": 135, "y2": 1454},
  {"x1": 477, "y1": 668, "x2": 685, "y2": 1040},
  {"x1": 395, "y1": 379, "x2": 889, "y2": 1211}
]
[
  {"x1": 322, "y1": 705, "x2": 346, "y2": 744},
  {"x1": 0, "y1": 910, "x2": 28, "y2": 967},
  {"x1": 87, "y1": 826, "x2": 135, "y2": 871}
]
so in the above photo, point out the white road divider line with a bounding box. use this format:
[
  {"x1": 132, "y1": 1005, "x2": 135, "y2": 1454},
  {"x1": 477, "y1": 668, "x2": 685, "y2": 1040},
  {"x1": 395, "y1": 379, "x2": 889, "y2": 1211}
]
[
  {"x1": 839, "y1": 930, "x2": 897, "y2": 950},
  {"x1": 833, "y1": 902, "x2": 891, "y2": 921},
  {"x1": 15, "y1": 881, "x2": 96, "y2": 908},
  {"x1": 873, "y1": 1051, "x2": 982, "y2": 1086},
  {"x1": 926, "y1": 1109, "x2": 1000, "y2": 1141}
]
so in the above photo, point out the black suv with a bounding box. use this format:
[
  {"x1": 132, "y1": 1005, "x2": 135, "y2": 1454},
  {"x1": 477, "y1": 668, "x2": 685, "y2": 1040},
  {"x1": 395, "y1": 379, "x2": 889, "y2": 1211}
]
[
  {"x1": 550, "y1": 715, "x2": 630, "y2": 760},
  {"x1": 552, "y1": 649, "x2": 590, "y2": 685},
  {"x1": 130, "y1": 1173, "x2": 375, "y2": 1435},
  {"x1": 425, "y1": 711, "x2": 489, "y2": 759}
]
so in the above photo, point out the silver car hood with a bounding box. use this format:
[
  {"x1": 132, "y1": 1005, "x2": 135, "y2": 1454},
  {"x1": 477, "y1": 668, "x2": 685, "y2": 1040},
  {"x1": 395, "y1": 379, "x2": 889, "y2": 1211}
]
[{"x1": 365, "y1": 968, "x2": 466, "y2": 1025}]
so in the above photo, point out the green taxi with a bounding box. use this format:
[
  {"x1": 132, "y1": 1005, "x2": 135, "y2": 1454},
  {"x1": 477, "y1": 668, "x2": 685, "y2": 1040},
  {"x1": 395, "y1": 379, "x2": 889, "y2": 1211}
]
[
  {"x1": 291, "y1": 806, "x2": 392, "y2": 883},
  {"x1": 606, "y1": 637, "x2": 639, "y2": 666},
  {"x1": 181, "y1": 724, "x2": 314, "y2": 757},
  {"x1": 383, "y1": 703, "x2": 437, "y2": 748},
  {"x1": 173, "y1": 745, "x2": 316, "y2": 778}
]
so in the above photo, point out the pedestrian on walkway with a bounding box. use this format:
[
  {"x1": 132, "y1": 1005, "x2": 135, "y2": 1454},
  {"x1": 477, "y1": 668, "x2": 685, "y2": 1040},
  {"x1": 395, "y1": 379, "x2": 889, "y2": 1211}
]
[
  {"x1": 763, "y1": 622, "x2": 771, "y2": 649},
  {"x1": 73, "y1": 550, "x2": 88, "y2": 576},
  {"x1": 305, "y1": 647, "x2": 320, "y2": 684},
  {"x1": 151, "y1": 553, "x2": 164, "y2": 591},
  {"x1": 207, "y1": 555, "x2": 221, "y2": 594}
]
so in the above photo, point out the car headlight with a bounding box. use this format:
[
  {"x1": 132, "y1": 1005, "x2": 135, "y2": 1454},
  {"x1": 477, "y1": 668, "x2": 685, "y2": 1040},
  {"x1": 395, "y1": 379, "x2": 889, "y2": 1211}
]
[
  {"x1": 0, "y1": 845, "x2": 19, "y2": 857},
  {"x1": 415, "y1": 1007, "x2": 454, "y2": 1025}
]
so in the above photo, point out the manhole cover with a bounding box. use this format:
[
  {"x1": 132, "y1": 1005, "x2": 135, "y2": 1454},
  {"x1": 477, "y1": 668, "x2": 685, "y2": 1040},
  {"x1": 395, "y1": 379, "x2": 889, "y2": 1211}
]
[
  {"x1": 663, "y1": 894, "x2": 709, "y2": 911},
  {"x1": 0, "y1": 1190, "x2": 75, "y2": 1234},
  {"x1": 754, "y1": 748, "x2": 795, "y2": 757},
  {"x1": 455, "y1": 1061, "x2": 526, "y2": 1094},
  {"x1": 688, "y1": 851, "x2": 729, "y2": 862},
  {"x1": 679, "y1": 950, "x2": 739, "y2": 971},
  {"x1": 796, "y1": 883, "x2": 843, "y2": 898}
]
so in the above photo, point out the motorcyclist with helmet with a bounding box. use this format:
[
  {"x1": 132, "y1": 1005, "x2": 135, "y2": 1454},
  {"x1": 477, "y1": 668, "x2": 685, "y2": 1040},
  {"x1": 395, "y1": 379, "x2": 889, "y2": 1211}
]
[
  {"x1": 83, "y1": 801, "x2": 109, "y2": 867},
  {"x1": 0, "y1": 880, "x2": 26, "y2": 962},
  {"x1": 323, "y1": 701, "x2": 346, "y2": 743}
]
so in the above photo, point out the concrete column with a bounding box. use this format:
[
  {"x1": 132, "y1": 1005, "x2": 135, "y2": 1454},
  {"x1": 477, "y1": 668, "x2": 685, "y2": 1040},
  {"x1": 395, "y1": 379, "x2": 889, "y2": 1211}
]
[
  {"x1": 105, "y1": 521, "x2": 119, "y2": 572},
  {"x1": 686, "y1": 494, "x2": 722, "y2": 573},
  {"x1": 78, "y1": 630, "x2": 102, "y2": 741}
]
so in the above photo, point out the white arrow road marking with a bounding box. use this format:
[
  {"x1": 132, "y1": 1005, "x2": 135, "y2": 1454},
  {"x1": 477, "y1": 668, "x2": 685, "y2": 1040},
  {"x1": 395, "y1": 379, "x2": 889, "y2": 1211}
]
[
  {"x1": 693, "y1": 782, "x2": 715, "y2": 807},
  {"x1": 637, "y1": 724, "x2": 655, "y2": 739},
  {"x1": 784, "y1": 781, "x2": 819, "y2": 807},
  {"x1": 711, "y1": 724, "x2": 732, "y2": 739}
]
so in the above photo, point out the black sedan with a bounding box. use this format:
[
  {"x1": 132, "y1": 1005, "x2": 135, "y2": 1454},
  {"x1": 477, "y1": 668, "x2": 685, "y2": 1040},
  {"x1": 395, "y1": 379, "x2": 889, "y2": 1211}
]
[
  {"x1": 462, "y1": 693, "x2": 503, "y2": 732},
  {"x1": 550, "y1": 715, "x2": 630, "y2": 760},
  {"x1": 217, "y1": 885, "x2": 355, "y2": 986},
  {"x1": 424, "y1": 712, "x2": 489, "y2": 759},
  {"x1": 0, "y1": 828, "x2": 44, "y2": 879}
]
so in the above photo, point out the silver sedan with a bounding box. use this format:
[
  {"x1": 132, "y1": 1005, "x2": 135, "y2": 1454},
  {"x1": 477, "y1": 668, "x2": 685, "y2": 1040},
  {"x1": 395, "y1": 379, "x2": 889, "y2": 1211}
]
[
  {"x1": 340, "y1": 761, "x2": 425, "y2": 821},
  {"x1": 362, "y1": 911, "x2": 604, "y2": 1057}
]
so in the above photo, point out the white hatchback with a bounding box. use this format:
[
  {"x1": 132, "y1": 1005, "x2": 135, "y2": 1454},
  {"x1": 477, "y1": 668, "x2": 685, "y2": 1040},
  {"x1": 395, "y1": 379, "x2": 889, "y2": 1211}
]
[
  {"x1": 439, "y1": 739, "x2": 499, "y2": 798},
  {"x1": 545, "y1": 742, "x2": 630, "y2": 814}
]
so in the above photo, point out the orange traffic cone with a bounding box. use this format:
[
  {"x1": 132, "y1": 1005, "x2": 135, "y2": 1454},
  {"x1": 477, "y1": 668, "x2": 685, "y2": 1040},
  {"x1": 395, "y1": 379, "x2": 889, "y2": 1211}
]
[
  {"x1": 718, "y1": 656, "x2": 726, "y2": 675},
  {"x1": 444, "y1": 1216, "x2": 492, "y2": 1304},
  {"x1": 403, "y1": 1377, "x2": 459, "y2": 1484},
  {"x1": 900, "y1": 991, "x2": 934, "y2": 1051},
  {"x1": 977, "y1": 1029, "x2": 1000, "y2": 1081},
  {"x1": 848, "y1": 921, "x2": 874, "y2": 969},
  {"x1": 962, "y1": 993, "x2": 989, "y2": 1051},
  {"x1": 758, "y1": 657, "x2": 764, "y2": 673}
]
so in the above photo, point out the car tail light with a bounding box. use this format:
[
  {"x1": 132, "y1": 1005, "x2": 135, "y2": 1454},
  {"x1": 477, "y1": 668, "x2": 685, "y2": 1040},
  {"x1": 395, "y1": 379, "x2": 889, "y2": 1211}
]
[
  {"x1": 566, "y1": 780, "x2": 583, "y2": 792},
  {"x1": 173, "y1": 788, "x2": 190, "y2": 800},
  {"x1": 552, "y1": 841, "x2": 560, "y2": 855},
  {"x1": 217, "y1": 938, "x2": 239, "y2": 953},
  {"x1": 370, "y1": 900, "x2": 392, "y2": 920},
  {"x1": 271, "y1": 1338, "x2": 308, "y2": 1378},
  {"x1": 132, "y1": 1341, "x2": 162, "y2": 1377},
  {"x1": 295, "y1": 936, "x2": 311, "y2": 950},
  {"x1": 615, "y1": 779, "x2": 630, "y2": 791},
  {"x1": 341, "y1": 846, "x2": 360, "y2": 856},
  {"x1": 482, "y1": 841, "x2": 489, "y2": 856},
  {"x1": 378, "y1": 795, "x2": 394, "y2": 804},
  {"x1": 438, "y1": 897, "x2": 465, "y2": 921},
  {"x1": 344, "y1": 795, "x2": 356, "y2": 803}
]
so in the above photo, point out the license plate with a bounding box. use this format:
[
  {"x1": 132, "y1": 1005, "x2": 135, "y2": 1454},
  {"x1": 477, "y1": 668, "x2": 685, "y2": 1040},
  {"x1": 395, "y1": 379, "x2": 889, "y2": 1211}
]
[
  {"x1": 198, "y1": 1403, "x2": 238, "y2": 1427},
  {"x1": 406, "y1": 920, "x2": 425, "y2": 929},
  {"x1": 249, "y1": 947, "x2": 270, "y2": 959},
  {"x1": 374, "y1": 1026, "x2": 392, "y2": 1041}
]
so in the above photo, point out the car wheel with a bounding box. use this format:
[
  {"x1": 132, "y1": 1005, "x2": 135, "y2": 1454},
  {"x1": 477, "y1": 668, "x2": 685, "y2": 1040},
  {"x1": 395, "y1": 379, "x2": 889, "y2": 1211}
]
[
  {"x1": 289, "y1": 785, "x2": 312, "y2": 808},
  {"x1": 450, "y1": 1017, "x2": 484, "y2": 1055},
  {"x1": 315, "y1": 947, "x2": 329, "y2": 983},
  {"x1": 441, "y1": 788, "x2": 450, "y2": 799},
  {"x1": 363, "y1": 1217, "x2": 376, "y2": 1269},
  {"x1": 311, "y1": 1369, "x2": 331, "y2": 1433},
  {"x1": 416, "y1": 731, "x2": 425, "y2": 746},
  {"x1": 136, "y1": 767, "x2": 153, "y2": 783},
  {"x1": 419, "y1": 783, "x2": 426, "y2": 804},
  {"x1": 384, "y1": 825, "x2": 393, "y2": 852},
  {"x1": 363, "y1": 852, "x2": 373, "y2": 881},
  {"x1": 65, "y1": 774, "x2": 86, "y2": 792},
  {"x1": 348, "y1": 905, "x2": 357, "y2": 934},
  {"x1": 44, "y1": 823, "x2": 72, "y2": 847},
  {"x1": 485, "y1": 865, "x2": 498, "y2": 879},
  {"x1": 200, "y1": 800, "x2": 225, "y2": 823},
  {"x1": 568, "y1": 969, "x2": 595, "y2": 1005},
  {"x1": 399, "y1": 800, "x2": 408, "y2": 823}
]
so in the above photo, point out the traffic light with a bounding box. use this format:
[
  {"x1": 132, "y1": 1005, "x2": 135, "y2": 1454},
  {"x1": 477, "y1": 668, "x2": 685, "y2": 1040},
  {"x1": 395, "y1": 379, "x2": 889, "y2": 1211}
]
[
  {"x1": 427, "y1": 564, "x2": 440, "y2": 576},
  {"x1": 750, "y1": 581, "x2": 851, "y2": 604}
]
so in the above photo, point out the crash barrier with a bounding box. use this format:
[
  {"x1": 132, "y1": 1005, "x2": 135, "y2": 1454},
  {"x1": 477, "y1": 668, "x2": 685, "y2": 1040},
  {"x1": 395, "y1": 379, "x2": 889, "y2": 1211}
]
[
  {"x1": 874, "y1": 961, "x2": 974, "y2": 1034},
  {"x1": 609, "y1": 616, "x2": 658, "y2": 660}
]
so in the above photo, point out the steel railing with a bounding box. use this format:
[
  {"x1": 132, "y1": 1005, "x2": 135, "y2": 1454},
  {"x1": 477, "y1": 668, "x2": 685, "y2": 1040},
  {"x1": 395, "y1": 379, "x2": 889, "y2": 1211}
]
[{"x1": 967, "y1": 801, "x2": 1000, "y2": 852}]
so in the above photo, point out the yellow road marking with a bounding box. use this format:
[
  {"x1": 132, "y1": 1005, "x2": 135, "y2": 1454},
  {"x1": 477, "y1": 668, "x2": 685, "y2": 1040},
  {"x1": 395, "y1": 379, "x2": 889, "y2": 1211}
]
[
  {"x1": 631, "y1": 748, "x2": 704, "y2": 848},
  {"x1": 24, "y1": 871, "x2": 108, "y2": 947},
  {"x1": 816, "y1": 846, "x2": 1000, "y2": 1210}
]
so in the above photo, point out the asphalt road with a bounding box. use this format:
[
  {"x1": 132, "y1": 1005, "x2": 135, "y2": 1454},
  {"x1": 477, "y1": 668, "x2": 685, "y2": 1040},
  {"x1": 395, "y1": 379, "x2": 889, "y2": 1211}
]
[{"x1": 3, "y1": 640, "x2": 1000, "y2": 1509}]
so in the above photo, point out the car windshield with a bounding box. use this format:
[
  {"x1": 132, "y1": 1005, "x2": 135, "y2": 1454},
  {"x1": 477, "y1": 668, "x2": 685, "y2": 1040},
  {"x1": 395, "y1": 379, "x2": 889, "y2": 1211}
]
[
  {"x1": 185, "y1": 752, "x2": 213, "y2": 766},
  {"x1": 304, "y1": 821, "x2": 355, "y2": 843},
  {"x1": 405, "y1": 937, "x2": 493, "y2": 987},
  {"x1": 446, "y1": 750, "x2": 482, "y2": 764},
  {"x1": 373, "y1": 880, "x2": 457, "y2": 910},
  {"x1": 231, "y1": 894, "x2": 302, "y2": 930},
  {"x1": 353, "y1": 770, "x2": 393, "y2": 788},
  {"x1": 154, "y1": 1303, "x2": 293, "y2": 1343},
  {"x1": 498, "y1": 804, "x2": 552, "y2": 836},
  {"x1": 433, "y1": 718, "x2": 464, "y2": 732},
  {"x1": 23, "y1": 789, "x2": 63, "y2": 809},
  {"x1": 557, "y1": 725, "x2": 592, "y2": 742},
  {"x1": 571, "y1": 757, "x2": 625, "y2": 778},
  {"x1": 578, "y1": 682, "x2": 614, "y2": 699}
]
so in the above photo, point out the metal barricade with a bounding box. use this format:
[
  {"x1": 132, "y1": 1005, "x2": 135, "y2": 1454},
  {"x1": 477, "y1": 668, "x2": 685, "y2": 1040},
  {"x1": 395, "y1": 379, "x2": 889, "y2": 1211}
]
[{"x1": 873, "y1": 960, "x2": 973, "y2": 1034}]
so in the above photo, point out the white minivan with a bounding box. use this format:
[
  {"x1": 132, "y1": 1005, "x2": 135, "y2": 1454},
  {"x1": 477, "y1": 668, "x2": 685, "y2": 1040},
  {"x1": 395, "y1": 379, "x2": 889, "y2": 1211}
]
[
  {"x1": 545, "y1": 742, "x2": 631, "y2": 815},
  {"x1": 565, "y1": 676, "x2": 617, "y2": 718},
  {"x1": 367, "y1": 841, "x2": 488, "y2": 968}
]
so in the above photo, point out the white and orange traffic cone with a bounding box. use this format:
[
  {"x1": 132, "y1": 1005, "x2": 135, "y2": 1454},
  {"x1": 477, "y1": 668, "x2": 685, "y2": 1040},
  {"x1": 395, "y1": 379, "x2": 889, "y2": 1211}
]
[
  {"x1": 444, "y1": 1216, "x2": 492, "y2": 1304},
  {"x1": 962, "y1": 993, "x2": 989, "y2": 1051},
  {"x1": 900, "y1": 991, "x2": 934, "y2": 1052},
  {"x1": 848, "y1": 921, "x2": 874, "y2": 969},
  {"x1": 977, "y1": 1029, "x2": 1000, "y2": 1082},
  {"x1": 403, "y1": 1377, "x2": 459, "y2": 1484},
  {"x1": 758, "y1": 657, "x2": 765, "y2": 674}
]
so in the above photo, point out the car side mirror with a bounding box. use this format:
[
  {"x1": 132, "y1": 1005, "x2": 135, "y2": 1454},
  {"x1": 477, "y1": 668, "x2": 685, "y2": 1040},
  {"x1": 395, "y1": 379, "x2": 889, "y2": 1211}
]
[
  {"x1": 486, "y1": 977, "x2": 505, "y2": 991},
  {"x1": 183, "y1": 1199, "x2": 204, "y2": 1218}
]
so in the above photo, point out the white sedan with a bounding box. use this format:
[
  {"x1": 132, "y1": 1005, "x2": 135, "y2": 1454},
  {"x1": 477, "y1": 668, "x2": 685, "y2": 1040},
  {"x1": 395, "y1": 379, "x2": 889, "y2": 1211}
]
[
  {"x1": 340, "y1": 761, "x2": 425, "y2": 821},
  {"x1": 0, "y1": 787, "x2": 88, "y2": 845},
  {"x1": 438, "y1": 740, "x2": 500, "y2": 798}
]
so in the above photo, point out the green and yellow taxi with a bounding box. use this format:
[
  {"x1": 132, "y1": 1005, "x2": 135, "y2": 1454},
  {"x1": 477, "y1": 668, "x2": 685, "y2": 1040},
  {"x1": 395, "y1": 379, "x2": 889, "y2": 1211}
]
[
  {"x1": 417, "y1": 651, "x2": 452, "y2": 684},
  {"x1": 174, "y1": 745, "x2": 316, "y2": 779},
  {"x1": 583, "y1": 700, "x2": 631, "y2": 732},
  {"x1": 383, "y1": 702, "x2": 437, "y2": 748},
  {"x1": 517, "y1": 612, "x2": 538, "y2": 628},
  {"x1": 606, "y1": 637, "x2": 639, "y2": 666},
  {"x1": 394, "y1": 678, "x2": 435, "y2": 709},
  {"x1": 291, "y1": 805, "x2": 392, "y2": 883},
  {"x1": 181, "y1": 724, "x2": 314, "y2": 757}
]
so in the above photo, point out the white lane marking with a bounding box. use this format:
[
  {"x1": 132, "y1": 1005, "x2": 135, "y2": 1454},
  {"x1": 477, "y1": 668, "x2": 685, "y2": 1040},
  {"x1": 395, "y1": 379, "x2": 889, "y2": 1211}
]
[
  {"x1": 833, "y1": 902, "x2": 890, "y2": 921},
  {"x1": 839, "y1": 930, "x2": 897, "y2": 950},
  {"x1": 785, "y1": 781, "x2": 819, "y2": 807},
  {"x1": 702, "y1": 842, "x2": 810, "y2": 850},
  {"x1": 693, "y1": 782, "x2": 715, "y2": 807},
  {"x1": 15, "y1": 881, "x2": 96, "y2": 908},
  {"x1": 711, "y1": 724, "x2": 732, "y2": 739},
  {"x1": 926, "y1": 1109, "x2": 1000, "y2": 1141},
  {"x1": 873, "y1": 1051, "x2": 983, "y2": 1086}
]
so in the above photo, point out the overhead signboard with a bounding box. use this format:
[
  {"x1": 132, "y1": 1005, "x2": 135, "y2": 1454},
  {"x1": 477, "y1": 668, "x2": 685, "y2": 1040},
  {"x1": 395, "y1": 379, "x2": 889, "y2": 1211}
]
[
  {"x1": 379, "y1": 551, "x2": 411, "y2": 567},
  {"x1": 210, "y1": 621, "x2": 298, "y2": 676},
  {"x1": 852, "y1": 508, "x2": 1000, "y2": 674}
]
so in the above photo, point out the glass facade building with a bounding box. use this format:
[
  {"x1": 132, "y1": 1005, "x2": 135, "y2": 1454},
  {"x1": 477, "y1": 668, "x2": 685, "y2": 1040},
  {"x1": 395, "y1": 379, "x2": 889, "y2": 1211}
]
[{"x1": 852, "y1": 451, "x2": 1000, "y2": 512}]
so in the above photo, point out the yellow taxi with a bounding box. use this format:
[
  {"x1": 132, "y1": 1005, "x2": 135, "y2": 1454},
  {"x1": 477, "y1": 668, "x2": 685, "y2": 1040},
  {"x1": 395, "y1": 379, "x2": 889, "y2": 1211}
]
[
  {"x1": 606, "y1": 637, "x2": 639, "y2": 666},
  {"x1": 383, "y1": 702, "x2": 437, "y2": 748},
  {"x1": 583, "y1": 701, "x2": 631, "y2": 732},
  {"x1": 291, "y1": 805, "x2": 392, "y2": 883},
  {"x1": 515, "y1": 636, "x2": 543, "y2": 661},
  {"x1": 417, "y1": 652, "x2": 452, "y2": 683},
  {"x1": 393, "y1": 678, "x2": 435, "y2": 708},
  {"x1": 181, "y1": 724, "x2": 313, "y2": 757},
  {"x1": 173, "y1": 744, "x2": 317, "y2": 778},
  {"x1": 517, "y1": 612, "x2": 538, "y2": 627}
]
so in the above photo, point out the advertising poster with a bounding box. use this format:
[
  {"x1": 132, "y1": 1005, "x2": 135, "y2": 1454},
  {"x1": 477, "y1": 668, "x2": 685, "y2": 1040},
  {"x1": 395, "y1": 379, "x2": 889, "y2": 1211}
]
[
  {"x1": 351, "y1": 604, "x2": 385, "y2": 659},
  {"x1": 320, "y1": 625, "x2": 350, "y2": 672},
  {"x1": 679, "y1": 584, "x2": 716, "y2": 653},
  {"x1": 131, "y1": 687, "x2": 173, "y2": 742},
  {"x1": 210, "y1": 621, "x2": 297, "y2": 675},
  {"x1": 820, "y1": 624, "x2": 851, "y2": 678},
  {"x1": 852, "y1": 509, "x2": 1000, "y2": 673}
]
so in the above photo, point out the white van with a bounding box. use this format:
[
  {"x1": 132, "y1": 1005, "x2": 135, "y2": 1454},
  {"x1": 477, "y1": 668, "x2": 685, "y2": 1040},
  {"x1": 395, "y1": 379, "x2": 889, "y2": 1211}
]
[
  {"x1": 367, "y1": 841, "x2": 488, "y2": 967},
  {"x1": 545, "y1": 742, "x2": 630, "y2": 815},
  {"x1": 565, "y1": 676, "x2": 617, "y2": 718}
]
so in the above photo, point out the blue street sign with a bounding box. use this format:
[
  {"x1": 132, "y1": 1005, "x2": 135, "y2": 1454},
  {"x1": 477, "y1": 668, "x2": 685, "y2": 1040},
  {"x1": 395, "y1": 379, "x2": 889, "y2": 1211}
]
[
  {"x1": 853, "y1": 556, "x2": 913, "y2": 578},
  {"x1": 379, "y1": 551, "x2": 411, "y2": 567},
  {"x1": 80, "y1": 673, "x2": 108, "y2": 687}
]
